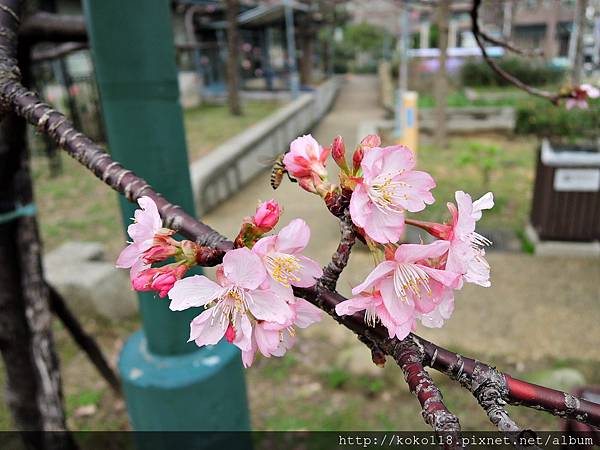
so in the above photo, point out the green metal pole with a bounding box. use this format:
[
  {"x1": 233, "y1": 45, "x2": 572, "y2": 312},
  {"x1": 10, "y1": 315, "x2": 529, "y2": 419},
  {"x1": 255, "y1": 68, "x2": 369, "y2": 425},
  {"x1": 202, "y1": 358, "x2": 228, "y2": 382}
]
[{"x1": 82, "y1": 0, "x2": 250, "y2": 432}]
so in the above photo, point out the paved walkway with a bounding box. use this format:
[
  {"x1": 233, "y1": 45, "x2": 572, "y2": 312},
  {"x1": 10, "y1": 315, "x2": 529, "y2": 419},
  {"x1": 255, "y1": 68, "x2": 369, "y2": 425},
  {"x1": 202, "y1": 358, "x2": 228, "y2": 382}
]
[{"x1": 204, "y1": 75, "x2": 600, "y2": 363}]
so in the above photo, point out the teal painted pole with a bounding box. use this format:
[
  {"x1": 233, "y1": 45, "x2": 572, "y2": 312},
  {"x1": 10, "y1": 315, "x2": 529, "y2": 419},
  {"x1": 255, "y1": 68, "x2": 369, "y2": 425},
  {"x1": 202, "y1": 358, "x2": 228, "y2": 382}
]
[{"x1": 82, "y1": 0, "x2": 250, "y2": 431}]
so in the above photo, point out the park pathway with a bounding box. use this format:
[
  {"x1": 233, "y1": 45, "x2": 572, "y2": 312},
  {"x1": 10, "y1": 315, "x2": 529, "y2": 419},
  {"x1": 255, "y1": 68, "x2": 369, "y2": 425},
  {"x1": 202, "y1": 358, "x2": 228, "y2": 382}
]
[{"x1": 204, "y1": 74, "x2": 600, "y2": 364}]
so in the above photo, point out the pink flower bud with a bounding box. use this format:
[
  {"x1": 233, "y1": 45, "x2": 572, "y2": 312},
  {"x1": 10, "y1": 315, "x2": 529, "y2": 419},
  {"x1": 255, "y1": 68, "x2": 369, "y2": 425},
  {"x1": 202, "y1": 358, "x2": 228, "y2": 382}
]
[
  {"x1": 131, "y1": 269, "x2": 155, "y2": 291},
  {"x1": 298, "y1": 177, "x2": 318, "y2": 194},
  {"x1": 360, "y1": 134, "x2": 381, "y2": 149},
  {"x1": 253, "y1": 199, "x2": 281, "y2": 230},
  {"x1": 143, "y1": 244, "x2": 178, "y2": 264},
  {"x1": 151, "y1": 272, "x2": 179, "y2": 298},
  {"x1": 352, "y1": 147, "x2": 364, "y2": 173},
  {"x1": 132, "y1": 264, "x2": 188, "y2": 298},
  {"x1": 331, "y1": 135, "x2": 348, "y2": 171}
]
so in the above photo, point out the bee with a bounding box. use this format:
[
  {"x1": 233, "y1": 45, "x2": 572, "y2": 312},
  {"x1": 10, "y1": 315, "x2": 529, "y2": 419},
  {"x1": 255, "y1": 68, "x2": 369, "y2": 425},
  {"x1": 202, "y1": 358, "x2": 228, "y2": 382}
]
[{"x1": 261, "y1": 153, "x2": 296, "y2": 190}]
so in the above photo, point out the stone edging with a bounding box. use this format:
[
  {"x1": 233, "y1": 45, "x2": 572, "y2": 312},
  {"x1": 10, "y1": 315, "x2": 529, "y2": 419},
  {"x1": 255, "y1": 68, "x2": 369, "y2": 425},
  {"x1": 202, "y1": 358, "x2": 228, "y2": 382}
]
[{"x1": 190, "y1": 76, "x2": 341, "y2": 215}]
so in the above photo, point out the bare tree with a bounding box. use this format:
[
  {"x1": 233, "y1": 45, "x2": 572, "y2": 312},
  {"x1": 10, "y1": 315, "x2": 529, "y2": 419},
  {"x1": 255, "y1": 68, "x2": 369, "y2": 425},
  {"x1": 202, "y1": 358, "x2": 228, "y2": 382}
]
[
  {"x1": 434, "y1": 0, "x2": 449, "y2": 148},
  {"x1": 570, "y1": 0, "x2": 588, "y2": 86},
  {"x1": 225, "y1": 0, "x2": 242, "y2": 115}
]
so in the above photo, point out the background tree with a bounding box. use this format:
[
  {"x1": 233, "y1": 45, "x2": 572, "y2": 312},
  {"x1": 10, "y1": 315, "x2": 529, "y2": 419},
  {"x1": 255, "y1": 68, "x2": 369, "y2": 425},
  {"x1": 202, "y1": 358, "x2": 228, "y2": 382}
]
[
  {"x1": 434, "y1": 0, "x2": 449, "y2": 148},
  {"x1": 224, "y1": 0, "x2": 242, "y2": 116}
]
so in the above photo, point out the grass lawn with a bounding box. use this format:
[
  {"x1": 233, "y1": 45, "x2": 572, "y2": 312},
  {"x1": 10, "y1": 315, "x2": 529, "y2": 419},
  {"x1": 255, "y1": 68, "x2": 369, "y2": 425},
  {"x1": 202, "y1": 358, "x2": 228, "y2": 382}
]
[
  {"x1": 381, "y1": 133, "x2": 539, "y2": 234},
  {"x1": 185, "y1": 101, "x2": 280, "y2": 160},
  {"x1": 416, "y1": 85, "x2": 560, "y2": 109},
  {"x1": 247, "y1": 342, "x2": 600, "y2": 431},
  {"x1": 32, "y1": 100, "x2": 282, "y2": 255}
]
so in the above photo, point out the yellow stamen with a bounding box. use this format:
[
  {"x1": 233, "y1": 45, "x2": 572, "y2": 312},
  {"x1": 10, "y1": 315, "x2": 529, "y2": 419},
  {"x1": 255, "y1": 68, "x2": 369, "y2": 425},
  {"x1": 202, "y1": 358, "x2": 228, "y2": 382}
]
[{"x1": 266, "y1": 253, "x2": 302, "y2": 287}]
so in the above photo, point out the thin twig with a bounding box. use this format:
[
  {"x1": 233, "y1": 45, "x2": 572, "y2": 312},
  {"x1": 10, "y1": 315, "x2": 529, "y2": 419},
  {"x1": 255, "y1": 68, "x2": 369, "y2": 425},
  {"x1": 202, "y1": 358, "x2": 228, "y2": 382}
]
[
  {"x1": 477, "y1": 30, "x2": 543, "y2": 58},
  {"x1": 47, "y1": 285, "x2": 121, "y2": 395},
  {"x1": 470, "y1": 0, "x2": 567, "y2": 105}
]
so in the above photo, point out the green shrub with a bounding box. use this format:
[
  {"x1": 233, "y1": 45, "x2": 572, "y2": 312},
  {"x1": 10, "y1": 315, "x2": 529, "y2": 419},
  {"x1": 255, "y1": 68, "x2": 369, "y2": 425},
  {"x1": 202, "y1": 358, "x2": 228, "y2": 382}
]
[
  {"x1": 515, "y1": 97, "x2": 600, "y2": 141},
  {"x1": 461, "y1": 58, "x2": 565, "y2": 87}
]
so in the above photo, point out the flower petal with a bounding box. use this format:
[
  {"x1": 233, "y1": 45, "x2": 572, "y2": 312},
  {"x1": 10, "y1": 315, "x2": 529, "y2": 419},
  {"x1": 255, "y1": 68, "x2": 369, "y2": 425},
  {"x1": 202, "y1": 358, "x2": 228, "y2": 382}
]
[
  {"x1": 275, "y1": 219, "x2": 310, "y2": 254},
  {"x1": 248, "y1": 289, "x2": 293, "y2": 324},
  {"x1": 361, "y1": 205, "x2": 406, "y2": 244},
  {"x1": 233, "y1": 313, "x2": 253, "y2": 352},
  {"x1": 351, "y1": 261, "x2": 396, "y2": 295},
  {"x1": 252, "y1": 235, "x2": 277, "y2": 258},
  {"x1": 223, "y1": 247, "x2": 267, "y2": 290},
  {"x1": 472, "y1": 192, "x2": 494, "y2": 221},
  {"x1": 335, "y1": 294, "x2": 376, "y2": 316},
  {"x1": 255, "y1": 325, "x2": 281, "y2": 357},
  {"x1": 421, "y1": 265, "x2": 462, "y2": 289},
  {"x1": 394, "y1": 240, "x2": 450, "y2": 264},
  {"x1": 293, "y1": 299, "x2": 322, "y2": 327},
  {"x1": 293, "y1": 256, "x2": 323, "y2": 287},
  {"x1": 349, "y1": 184, "x2": 371, "y2": 229},
  {"x1": 189, "y1": 309, "x2": 227, "y2": 346},
  {"x1": 379, "y1": 278, "x2": 415, "y2": 324},
  {"x1": 116, "y1": 242, "x2": 144, "y2": 269},
  {"x1": 394, "y1": 170, "x2": 436, "y2": 212},
  {"x1": 168, "y1": 275, "x2": 223, "y2": 311}
]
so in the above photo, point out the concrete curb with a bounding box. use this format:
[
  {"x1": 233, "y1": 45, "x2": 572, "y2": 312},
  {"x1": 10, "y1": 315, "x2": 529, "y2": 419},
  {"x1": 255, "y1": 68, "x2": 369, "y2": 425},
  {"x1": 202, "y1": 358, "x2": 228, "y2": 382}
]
[
  {"x1": 190, "y1": 76, "x2": 341, "y2": 215},
  {"x1": 525, "y1": 223, "x2": 600, "y2": 258}
]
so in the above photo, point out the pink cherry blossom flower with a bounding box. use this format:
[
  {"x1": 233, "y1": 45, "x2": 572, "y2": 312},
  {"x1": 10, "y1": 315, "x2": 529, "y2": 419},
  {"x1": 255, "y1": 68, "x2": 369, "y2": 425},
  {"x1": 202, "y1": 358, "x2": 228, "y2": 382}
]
[
  {"x1": 283, "y1": 134, "x2": 329, "y2": 179},
  {"x1": 336, "y1": 290, "x2": 414, "y2": 340},
  {"x1": 241, "y1": 298, "x2": 322, "y2": 367},
  {"x1": 252, "y1": 218, "x2": 323, "y2": 288},
  {"x1": 339, "y1": 241, "x2": 461, "y2": 336},
  {"x1": 349, "y1": 145, "x2": 435, "y2": 244},
  {"x1": 444, "y1": 191, "x2": 494, "y2": 288},
  {"x1": 116, "y1": 196, "x2": 163, "y2": 279},
  {"x1": 253, "y1": 199, "x2": 281, "y2": 230},
  {"x1": 566, "y1": 84, "x2": 600, "y2": 110},
  {"x1": 168, "y1": 247, "x2": 294, "y2": 352}
]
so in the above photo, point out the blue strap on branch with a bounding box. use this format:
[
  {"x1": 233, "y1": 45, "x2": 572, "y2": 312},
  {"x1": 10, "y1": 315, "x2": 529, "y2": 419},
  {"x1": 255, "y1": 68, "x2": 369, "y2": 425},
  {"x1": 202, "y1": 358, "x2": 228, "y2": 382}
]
[{"x1": 0, "y1": 203, "x2": 37, "y2": 224}]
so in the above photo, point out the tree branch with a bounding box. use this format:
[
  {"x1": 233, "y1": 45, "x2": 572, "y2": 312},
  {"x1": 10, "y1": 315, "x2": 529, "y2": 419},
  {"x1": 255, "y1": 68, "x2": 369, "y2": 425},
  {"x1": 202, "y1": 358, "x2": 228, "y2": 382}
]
[
  {"x1": 19, "y1": 12, "x2": 86, "y2": 44},
  {"x1": 477, "y1": 30, "x2": 543, "y2": 58},
  {"x1": 470, "y1": 0, "x2": 567, "y2": 105},
  {"x1": 318, "y1": 209, "x2": 355, "y2": 292},
  {"x1": 48, "y1": 285, "x2": 121, "y2": 395}
]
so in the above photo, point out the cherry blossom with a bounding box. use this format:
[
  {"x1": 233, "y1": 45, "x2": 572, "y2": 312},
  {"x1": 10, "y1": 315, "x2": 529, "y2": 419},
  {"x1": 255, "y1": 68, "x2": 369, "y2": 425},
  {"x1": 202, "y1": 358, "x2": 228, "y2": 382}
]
[
  {"x1": 444, "y1": 191, "x2": 494, "y2": 288},
  {"x1": 338, "y1": 241, "x2": 461, "y2": 336},
  {"x1": 336, "y1": 290, "x2": 414, "y2": 340},
  {"x1": 566, "y1": 84, "x2": 600, "y2": 110},
  {"x1": 252, "y1": 219, "x2": 323, "y2": 288},
  {"x1": 349, "y1": 144, "x2": 435, "y2": 243},
  {"x1": 168, "y1": 247, "x2": 294, "y2": 352},
  {"x1": 241, "y1": 298, "x2": 322, "y2": 367},
  {"x1": 283, "y1": 134, "x2": 329, "y2": 180},
  {"x1": 116, "y1": 196, "x2": 168, "y2": 279}
]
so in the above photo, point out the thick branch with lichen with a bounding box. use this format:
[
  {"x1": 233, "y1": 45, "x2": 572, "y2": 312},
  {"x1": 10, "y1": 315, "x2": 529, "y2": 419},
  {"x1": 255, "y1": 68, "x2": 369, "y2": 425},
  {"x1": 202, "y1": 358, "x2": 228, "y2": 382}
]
[{"x1": 1, "y1": 0, "x2": 599, "y2": 434}]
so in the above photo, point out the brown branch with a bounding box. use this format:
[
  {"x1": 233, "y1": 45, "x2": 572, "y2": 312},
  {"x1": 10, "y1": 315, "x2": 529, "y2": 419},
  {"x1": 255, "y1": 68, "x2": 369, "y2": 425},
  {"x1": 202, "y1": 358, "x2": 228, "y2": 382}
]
[
  {"x1": 391, "y1": 339, "x2": 463, "y2": 447},
  {"x1": 19, "y1": 12, "x2": 86, "y2": 43},
  {"x1": 318, "y1": 209, "x2": 355, "y2": 292},
  {"x1": 470, "y1": 0, "x2": 566, "y2": 105},
  {"x1": 477, "y1": 30, "x2": 543, "y2": 58},
  {"x1": 48, "y1": 285, "x2": 121, "y2": 395},
  {"x1": 31, "y1": 42, "x2": 87, "y2": 63}
]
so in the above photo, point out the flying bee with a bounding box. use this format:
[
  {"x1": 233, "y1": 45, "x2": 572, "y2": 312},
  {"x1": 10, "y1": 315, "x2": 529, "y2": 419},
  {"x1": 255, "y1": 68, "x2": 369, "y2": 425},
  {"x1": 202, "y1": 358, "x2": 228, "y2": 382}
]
[{"x1": 260, "y1": 153, "x2": 296, "y2": 190}]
